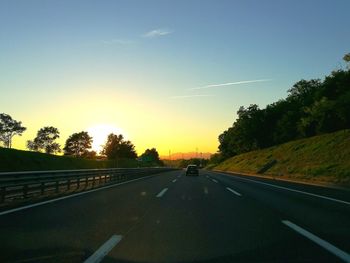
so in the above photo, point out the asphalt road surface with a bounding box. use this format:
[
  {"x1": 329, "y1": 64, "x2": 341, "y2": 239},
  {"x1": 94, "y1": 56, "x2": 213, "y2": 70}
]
[{"x1": 1, "y1": 170, "x2": 350, "y2": 263}]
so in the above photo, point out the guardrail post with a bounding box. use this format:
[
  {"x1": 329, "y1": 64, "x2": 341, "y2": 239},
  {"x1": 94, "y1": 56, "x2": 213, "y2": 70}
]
[
  {"x1": 0, "y1": 187, "x2": 5, "y2": 203},
  {"x1": 41, "y1": 182, "x2": 45, "y2": 195},
  {"x1": 77, "y1": 178, "x2": 80, "y2": 189},
  {"x1": 85, "y1": 176, "x2": 88, "y2": 188},
  {"x1": 55, "y1": 181, "x2": 59, "y2": 193},
  {"x1": 99, "y1": 175, "x2": 102, "y2": 185},
  {"x1": 92, "y1": 176, "x2": 95, "y2": 188},
  {"x1": 23, "y1": 184, "x2": 28, "y2": 198},
  {"x1": 67, "y1": 179, "x2": 71, "y2": 191}
]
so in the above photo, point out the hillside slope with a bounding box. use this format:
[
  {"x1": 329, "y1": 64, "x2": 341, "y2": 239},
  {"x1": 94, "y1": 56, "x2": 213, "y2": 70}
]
[{"x1": 213, "y1": 129, "x2": 350, "y2": 186}]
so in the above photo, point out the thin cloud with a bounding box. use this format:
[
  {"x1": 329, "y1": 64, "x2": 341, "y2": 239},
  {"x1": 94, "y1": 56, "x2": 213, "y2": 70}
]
[
  {"x1": 190, "y1": 79, "x2": 272, "y2": 90},
  {"x1": 170, "y1": 94, "x2": 214, "y2": 99},
  {"x1": 143, "y1": 29, "x2": 172, "y2": 38}
]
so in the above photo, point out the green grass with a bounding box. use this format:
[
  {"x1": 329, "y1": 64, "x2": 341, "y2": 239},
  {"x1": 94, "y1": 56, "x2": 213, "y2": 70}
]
[
  {"x1": 0, "y1": 148, "x2": 142, "y2": 172},
  {"x1": 213, "y1": 129, "x2": 350, "y2": 186}
]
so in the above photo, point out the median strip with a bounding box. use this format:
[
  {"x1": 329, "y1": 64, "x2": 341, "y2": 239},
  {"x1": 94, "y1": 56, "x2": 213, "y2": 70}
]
[
  {"x1": 84, "y1": 235, "x2": 122, "y2": 263},
  {"x1": 226, "y1": 187, "x2": 242, "y2": 196},
  {"x1": 282, "y1": 220, "x2": 350, "y2": 263},
  {"x1": 156, "y1": 188, "x2": 168, "y2": 198}
]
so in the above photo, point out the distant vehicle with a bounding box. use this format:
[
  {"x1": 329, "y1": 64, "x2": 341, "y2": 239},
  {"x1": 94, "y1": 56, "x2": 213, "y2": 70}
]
[{"x1": 186, "y1": 165, "x2": 199, "y2": 176}]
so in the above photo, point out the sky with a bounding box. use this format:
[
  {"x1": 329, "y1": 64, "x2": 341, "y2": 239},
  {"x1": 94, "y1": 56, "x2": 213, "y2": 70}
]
[{"x1": 1, "y1": 0, "x2": 349, "y2": 156}]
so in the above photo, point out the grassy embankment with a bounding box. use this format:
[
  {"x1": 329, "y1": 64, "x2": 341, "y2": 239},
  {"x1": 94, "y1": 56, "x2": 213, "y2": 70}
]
[
  {"x1": 211, "y1": 129, "x2": 350, "y2": 186},
  {"x1": 0, "y1": 148, "x2": 143, "y2": 172}
]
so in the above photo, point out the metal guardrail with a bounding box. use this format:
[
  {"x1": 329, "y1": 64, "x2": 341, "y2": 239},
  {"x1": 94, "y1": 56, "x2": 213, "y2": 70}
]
[{"x1": 0, "y1": 167, "x2": 175, "y2": 203}]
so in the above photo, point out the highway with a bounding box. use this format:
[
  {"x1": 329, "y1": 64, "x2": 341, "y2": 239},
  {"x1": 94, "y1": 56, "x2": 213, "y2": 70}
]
[{"x1": 1, "y1": 170, "x2": 350, "y2": 263}]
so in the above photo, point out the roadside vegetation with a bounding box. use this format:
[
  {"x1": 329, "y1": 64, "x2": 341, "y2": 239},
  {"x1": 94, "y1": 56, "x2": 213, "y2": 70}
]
[
  {"x1": 217, "y1": 53, "x2": 350, "y2": 159},
  {"x1": 211, "y1": 129, "x2": 350, "y2": 186},
  {"x1": 209, "y1": 53, "x2": 350, "y2": 185},
  {"x1": 0, "y1": 147, "x2": 160, "y2": 172},
  {"x1": 0, "y1": 114, "x2": 163, "y2": 171}
]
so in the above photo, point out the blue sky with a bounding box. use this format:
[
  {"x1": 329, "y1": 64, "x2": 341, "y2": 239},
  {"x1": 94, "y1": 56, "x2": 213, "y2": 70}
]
[{"x1": 0, "y1": 0, "x2": 349, "y2": 155}]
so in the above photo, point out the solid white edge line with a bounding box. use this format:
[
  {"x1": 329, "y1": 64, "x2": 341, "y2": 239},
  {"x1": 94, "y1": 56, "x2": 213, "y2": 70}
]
[
  {"x1": 216, "y1": 172, "x2": 350, "y2": 206},
  {"x1": 172, "y1": 179, "x2": 177, "y2": 183},
  {"x1": 282, "y1": 220, "x2": 350, "y2": 262},
  {"x1": 212, "y1": 179, "x2": 218, "y2": 183},
  {"x1": 226, "y1": 187, "x2": 242, "y2": 196},
  {"x1": 156, "y1": 188, "x2": 168, "y2": 198},
  {"x1": 0, "y1": 174, "x2": 159, "y2": 216},
  {"x1": 84, "y1": 235, "x2": 122, "y2": 263}
]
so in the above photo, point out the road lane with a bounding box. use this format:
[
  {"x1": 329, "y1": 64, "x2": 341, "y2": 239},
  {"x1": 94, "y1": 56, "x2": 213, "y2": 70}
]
[
  {"x1": 207, "y1": 170, "x2": 350, "y2": 257},
  {"x1": 1, "y1": 169, "x2": 349, "y2": 262},
  {"x1": 0, "y1": 170, "x2": 181, "y2": 262},
  {"x1": 107, "y1": 172, "x2": 341, "y2": 262}
]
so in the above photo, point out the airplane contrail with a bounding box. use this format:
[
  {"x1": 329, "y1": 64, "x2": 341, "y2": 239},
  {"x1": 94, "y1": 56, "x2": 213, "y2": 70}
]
[{"x1": 190, "y1": 79, "x2": 272, "y2": 90}]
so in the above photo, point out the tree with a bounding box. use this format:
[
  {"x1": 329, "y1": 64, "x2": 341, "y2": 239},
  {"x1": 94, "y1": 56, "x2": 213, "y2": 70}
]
[
  {"x1": 27, "y1": 126, "x2": 61, "y2": 154},
  {"x1": 101, "y1": 133, "x2": 137, "y2": 160},
  {"x1": 63, "y1": 131, "x2": 93, "y2": 157},
  {"x1": 0, "y1": 113, "x2": 26, "y2": 148},
  {"x1": 83, "y1": 150, "x2": 97, "y2": 159},
  {"x1": 140, "y1": 148, "x2": 163, "y2": 165},
  {"x1": 208, "y1": 153, "x2": 224, "y2": 165},
  {"x1": 140, "y1": 148, "x2": 159, "y2": 161},
  {"x1": 344, "y1": 53, "x2": 350, "y2": 69},
  {"x1": 287, "y1": 79, "x2": 321, "y2": 106},
  {"x1": 298, "y1": 97, "x2": 340, "y2": 136}
]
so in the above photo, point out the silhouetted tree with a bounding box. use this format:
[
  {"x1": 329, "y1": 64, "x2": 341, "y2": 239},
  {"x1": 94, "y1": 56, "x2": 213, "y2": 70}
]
[
  {"x1": 101, "y1": 133, "x2": 137, "y2": 160},
  {"x1": 287, "y1": 79, "x2": 321, "y2": 106},
  {"x1": 83, "y1": 150, "x2": 97, "y2": 159},
  {"x1": 140, "y1": 148, "x2": 163, "y2": 166},
  {"x1": 64, "y1": 131, "x2": 93, "y2": 157},
  {"x1": 27, "y1": 126, "x2": 61, "y2": 154},
  {"x1": 344, "y1": 53, "x2": 350, "y2": 69},
  {"x1": 0, "y1": 113, "x2": 26, "y2": 148}
]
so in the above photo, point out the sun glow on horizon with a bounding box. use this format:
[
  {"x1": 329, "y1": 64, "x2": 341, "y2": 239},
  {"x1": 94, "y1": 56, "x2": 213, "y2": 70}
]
[{"x1": 87, "y1": 124, "x2": 126, "y2": 153}]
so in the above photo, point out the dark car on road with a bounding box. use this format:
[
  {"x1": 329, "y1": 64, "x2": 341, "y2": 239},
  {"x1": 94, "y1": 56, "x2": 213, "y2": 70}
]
[{"x1": 186, "y1": 165, "x2": 199, "y2": 176}]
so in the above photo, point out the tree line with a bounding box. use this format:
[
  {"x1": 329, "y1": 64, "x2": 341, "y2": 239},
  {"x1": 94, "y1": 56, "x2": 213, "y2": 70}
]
[
  {"x1": 0, "y1": 116, "x2": 162, "y2": 165},
  {"x1": 217, "y1": 53, "x2": 350, "y2": 160}
]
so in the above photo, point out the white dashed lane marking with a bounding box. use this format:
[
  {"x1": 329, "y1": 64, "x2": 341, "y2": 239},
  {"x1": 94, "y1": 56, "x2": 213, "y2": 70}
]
[
  {"x1": 84, "y1": 235, "x2": 122, "y2": 263},
  {"x1": 226, "y1": 187, "x2": 242, "y2": 196},
  {"x1": 156, "y1": 188, "x2": 168, "y2": 198}
]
